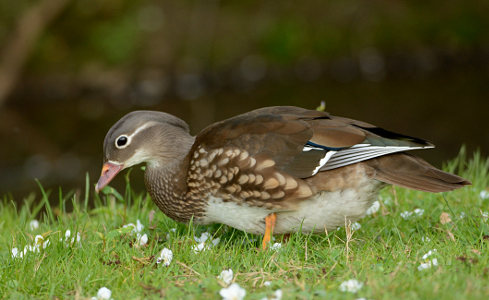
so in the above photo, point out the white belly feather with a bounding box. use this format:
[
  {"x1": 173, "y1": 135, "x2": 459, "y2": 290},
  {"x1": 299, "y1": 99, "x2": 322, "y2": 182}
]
[{"x1": 203, "y1": 179, "x2": 382, "y2": 234}]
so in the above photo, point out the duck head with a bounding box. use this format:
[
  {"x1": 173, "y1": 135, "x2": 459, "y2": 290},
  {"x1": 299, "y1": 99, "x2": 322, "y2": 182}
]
[{"x1": 95, "y1": 110, "x2": 192, "y2": 192}]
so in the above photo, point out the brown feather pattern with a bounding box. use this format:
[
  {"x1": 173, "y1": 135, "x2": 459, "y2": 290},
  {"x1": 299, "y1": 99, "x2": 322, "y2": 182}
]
[
  {"x1": 179, "y1": 106, "x2": 469, "y2": 214},
  {"x1": 104, "y1": 106, "x2": 471, "y2": 225},
  {"x1": 186, "y1": 145, "x2": 312, "y2": 210},
  {"x1": 366, "y1": 153, "x2": 470, "y2": 192}
]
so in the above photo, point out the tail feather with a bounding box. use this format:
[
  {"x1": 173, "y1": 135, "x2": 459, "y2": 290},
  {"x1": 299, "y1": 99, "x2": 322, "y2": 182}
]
[{"x1": 366, "y1": 153, "x2": 471, "y2": 193}]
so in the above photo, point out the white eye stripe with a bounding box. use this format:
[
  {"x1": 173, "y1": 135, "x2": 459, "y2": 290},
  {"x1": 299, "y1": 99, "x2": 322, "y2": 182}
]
[{"x1": 114, "y1": 122, "x2": 156, "y2": 150}]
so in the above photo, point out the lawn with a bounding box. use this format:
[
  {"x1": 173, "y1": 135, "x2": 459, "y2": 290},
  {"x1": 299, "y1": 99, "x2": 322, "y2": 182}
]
[{"x1": 1, "y1": 149, "x2": 489, "y2": 299}]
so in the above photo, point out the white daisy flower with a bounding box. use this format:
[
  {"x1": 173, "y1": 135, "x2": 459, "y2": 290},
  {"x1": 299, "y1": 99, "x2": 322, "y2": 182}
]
[
  {"x1": 339, "y1": 279, "x2": 363, "y2": 293},
  {"x1": 270, "y1": 243, "x2": 282, "y2": 251},
  {"x1": 218, "y1": 269, "x2": 233, "y2": 286},
  {"x1": 418, "y1": 258, "x2": 438, "y2": 271},
  {"x1": 123, "y1": 220, "x2": 148, "y2": 247},
  {"x1": 73, "y1": 232, "x2": 81, "y2": 244},
  {"x1": 34, "y1": 235, "x2": 43, "y2": 245},
  {"x1": 382, "y1": 196, "x2": 392, "y2": 206},
  {"x1": 33, "y1": 235, "x2": 50, "y2": 251},
  {"x1": 272, "y1": 290, "x2": 282, "y2": 300},
  {"x1": 123, "y1": 223, "x2": 135, "y2": 230},
  {"x1": 64, "y1": 230, "x2": 82, "y2": 245},
  {"x1": 366, "y1": 201, "x2": 380, "y2": 215},
  {"x1": 192, "y1": 242, "x2": 209, "y2": 253},
  {"x1": 263, "y1": 281, "x2": 271, "y2": 287},
  {"x1": 419, "y1": 261, "x2": 429, "y2": 270},
  {"x1": 11, "y1": 247, "x2": 22, "y2": 258},
  {"x1": 414, "y1": 208, "x2": 424, "y2": 216},
  {"x1": 480, "y1": 190, "x2": 489, "y2": 200},
  {"x1": 136, "y1": 219, "x2": 144, "y2": 232},
  {"x1": 137, "y1": 233, "x2": 148, "y2": 246},
  {"x1": 91, "y1": 287, "x2": 112, "y2": 300},
  {"x1": 422, "y1": 249, "x2": 437, "y2": 260},
  {"x1": 260, "y1": 289, "x2": 283, "y2": 300},
  {"x1": 29, "y1": 220, "x2": 39, "y2": 231},
  {"x1": 123, "y1": 220, "x2": 144, "y2": 234},
  {"x1": 195, "y1": 232, "x2": 210, "y2": 243},
  {"x1": 400, "y1": 211, "x2": 413, "y2": 220},
  {"x1": 212, "y1": 238, "x2": 221, "y2": 246},
  {"x1": 156, "y1": 248, "x2": 173, "y2": 266},
  {"x1": 219, "y1": 283, "x2": 246, "y2": 300},
  {"x1": 60, "y1": 230, "x2": 81, "y2": 247},
  {"x1": 351, "y1": 222, "x2": 361, "y2": 231},
  {"x1": 192, "y1": 232, "x2": 220, "y2": 252}
]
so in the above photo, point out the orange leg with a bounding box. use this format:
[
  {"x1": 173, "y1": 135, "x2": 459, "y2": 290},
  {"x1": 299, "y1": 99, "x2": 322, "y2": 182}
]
[{"x1": 262, "y1": 213, "x2": 277, "y2": 250}]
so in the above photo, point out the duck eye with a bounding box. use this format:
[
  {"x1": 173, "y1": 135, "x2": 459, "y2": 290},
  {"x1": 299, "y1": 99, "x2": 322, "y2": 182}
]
[{"x1": 116, "y1": 136, "x2": 129, "y2": 148}]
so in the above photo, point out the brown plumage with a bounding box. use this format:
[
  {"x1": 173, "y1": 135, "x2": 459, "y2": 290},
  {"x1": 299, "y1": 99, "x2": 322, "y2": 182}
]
[
  {"x1": 96, "y1": 106, "x2": 470, "y2": 239},
  {"x1": 366, "y1": 153, "x2": 467, "y2": 193}
]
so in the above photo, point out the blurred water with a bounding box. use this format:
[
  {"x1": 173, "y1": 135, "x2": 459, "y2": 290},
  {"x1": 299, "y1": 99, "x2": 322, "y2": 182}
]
[{"x1": 1, "y1": 71, "x2": 487, "y2": 200}]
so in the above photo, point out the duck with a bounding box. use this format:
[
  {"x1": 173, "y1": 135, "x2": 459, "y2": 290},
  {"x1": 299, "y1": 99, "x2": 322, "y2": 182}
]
[{"x1": 95, "y1": 106, "x2": 470, "y2": 249}]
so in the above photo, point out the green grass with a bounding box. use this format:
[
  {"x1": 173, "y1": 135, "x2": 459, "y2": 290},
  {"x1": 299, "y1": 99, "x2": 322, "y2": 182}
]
[{"x1": 1, "y1": 149, "x2": 489, "y2": 299}]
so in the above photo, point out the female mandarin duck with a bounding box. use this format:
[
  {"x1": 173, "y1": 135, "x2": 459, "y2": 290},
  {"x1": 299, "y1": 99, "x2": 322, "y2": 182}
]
[{"x1": 96, "y1": 106, "x2": 470, "y2": 249}]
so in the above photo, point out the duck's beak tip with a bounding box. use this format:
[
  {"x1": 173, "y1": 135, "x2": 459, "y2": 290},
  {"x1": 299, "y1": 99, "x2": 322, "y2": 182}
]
[{"x1": 96, "y1": 162, "x2": 123, "y2": 193}]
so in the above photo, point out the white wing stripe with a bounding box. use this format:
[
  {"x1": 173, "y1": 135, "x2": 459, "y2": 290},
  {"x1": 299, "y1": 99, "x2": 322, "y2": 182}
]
[
  {"x1": 311, "y1": 151, "x2": 336, "y2": 176},
  {"x1": 302, "y1": 145, "x2": 324, "y2": 152},
  {"x1": 324, "y1": 153, "x2": 384, "y2": 168},
  {"x1": 320, "y1": 144, "x2": 434, "y2": 171},
  {"x1": 332, "y1": 145, "x2": 430, "y2": 156}
]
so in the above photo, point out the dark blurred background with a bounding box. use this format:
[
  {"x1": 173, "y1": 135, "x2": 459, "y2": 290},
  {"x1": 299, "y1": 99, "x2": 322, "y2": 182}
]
[{"x1": 1, "y1": 0, "x2": 488, "y2": 199}]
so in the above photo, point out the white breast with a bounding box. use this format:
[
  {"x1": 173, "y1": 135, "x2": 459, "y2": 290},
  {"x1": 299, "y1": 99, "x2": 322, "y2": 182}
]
[
  {"x1": 203, "y1": 196, "x2": 271, "y2": 234},
  {"x1": 202, "y1": 178, "x2": 383, "y2": 235}
]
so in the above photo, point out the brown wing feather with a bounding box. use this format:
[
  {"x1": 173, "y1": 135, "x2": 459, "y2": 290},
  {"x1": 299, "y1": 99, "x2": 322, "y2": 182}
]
[
  {"x1": 186, "y1": 106, "x2": 469, "y2": 208},
  {"x1": 193, "y1": 106, "x2": 368, "y2": 178},
  {"x1": 187, "y1": 106, "x2": 370, "y2": 207},
  {"x1": 309, "y1": 119, "x2": 367, "y2": 147},
  {"x1": 366, "y1": 153, "x2": 471, "y2": 192}
]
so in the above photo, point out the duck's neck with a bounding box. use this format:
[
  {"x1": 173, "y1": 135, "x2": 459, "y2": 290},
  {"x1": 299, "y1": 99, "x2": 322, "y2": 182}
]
[{"x1": 144, "y1": 135, "x2": 204, "y2": 222}]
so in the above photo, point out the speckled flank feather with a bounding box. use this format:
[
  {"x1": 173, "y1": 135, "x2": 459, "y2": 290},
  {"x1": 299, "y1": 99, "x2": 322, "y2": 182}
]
[
  {"x1": 203, "y1": 163, "x2": 384, "y2": 234},
  {"x1": 186, "y1": 145, "x2": 312, "y2": 210}
]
